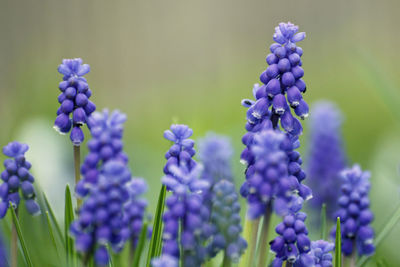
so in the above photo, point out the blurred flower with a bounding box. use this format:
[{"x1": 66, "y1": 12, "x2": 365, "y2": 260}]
[
  {"x1": 122, "y1": 177, "x2": 148, "y2": 248},
  {"x1": 54, "y1": 58, "x2": 96, "y2": 146},
  {"x1": 331, "y1": 165, "x2": 375, "y2": 256},
  {"x1": 76, "y1": 109, "x2": 128, "y2": 197},
  {"x1": 70, "y1": 161, "x2": 131, "y2": 266},
  {"x1": 207, "y1": 179, "x2": 247, "y2": 262},
  {"x1": 297, "y1": 240, "x2": 334, "y2": 267},
  {"x1": 0, "y1": 141, "x2": 40, "y2": 218},
  {"x1": 151, "y1": 255, "x2": 178, "y2": 267},
  {"x1": 307, "y1": 101, "x2": 347, "y2": 216}
]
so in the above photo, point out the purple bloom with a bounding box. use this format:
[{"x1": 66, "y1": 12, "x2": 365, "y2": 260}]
[
  {"x1": 76, "y1": 109, "x2": 128, "y2": 197},
  {"x1": 296, "y1": 240, "x2": 334, "y2": 267},
  {"x1": 70, "y1": 160, "x2": 132, "y2": 266},
  {"x1": 0, "y1": 142, "x2": 40, "y2": 218},
  {"x1": 151, "y1": 255, "x2": 178, "y2": 267},
  {"x1": 307, "y1": 101, "x2": 347, "y2": 216},
  {"x1": 54, "y1": 58, "x2": 96, "y2": 146},
  {"x1": 330, "y1": 165, "x2": 375, "y2": 256}
]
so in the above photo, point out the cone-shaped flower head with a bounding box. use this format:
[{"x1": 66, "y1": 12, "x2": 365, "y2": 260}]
[
  {"x1": 270, "y1": 200, "x2": 313, "y2": 267},
  {"x1": 158, "y1": 124, "x2": 210, "y2": 266},
  {"x1": 54, "y1": 58, "x2": 96, "y2": 146},
  {"x1": 76, "y1": 109, "x2": 128, "y2": 197},
  {"x1": 294, "y1": 240, "x2": 334, "y2": 267},
  {"x1": 0, "y1": 142, "x2": 40, "y2": 218},
  {"x1": 307, "y1": 101, "x2": 346, "y2": 216},
  {"x1": 70, "y1": 160, "x2": 132, "y2": 266},
  {"x1": 206, "y1": 179, "x2": 247, "y2": 262},
  {"x1": 331, "y1": 165, "x2": 375, "y2": 256},
  {"x1": 122, "y1": 178, "x2": 148, "y2": 248},
  {"x1": 240, "y1": 130, "x2": 311, "y2": 219}
]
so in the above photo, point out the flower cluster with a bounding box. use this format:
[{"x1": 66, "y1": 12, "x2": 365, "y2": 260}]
[
  {"x1": 70, "y1": 161, "x2": 132, "y2": 266},
  {"x1": 157, "y1": 124, "x2": 210, "y2": 266},
  {"x1": 122, "y1": 178, "x2": 148, "y2": 248},
  {"x1": 0, "y1": 142, "x2": 40, "y2": 218},
  {"x1": 270, "y1": 205, "x2": 313, "y2": 267},
  {"x1": 331, "y1": 165, "x2": 375, "y2": 256},
  {"x1": 297, "y1": 240, "x2": 334, "y2": 267},
  {"x1": 207, "y1": 179, "x2": 247, "y2": 262},
  {"x1": 76, "y1": 109, "x2": 128, "y2": 197},
  {"x1": 240, "y1": 130, "x2": 310, "y2": 219},
  {"x1": 54, "y1": 58, "x2": 96, "y2": 146},
  {"x1": 307, "y1": 101, "x2": 347, "y2": 216}
]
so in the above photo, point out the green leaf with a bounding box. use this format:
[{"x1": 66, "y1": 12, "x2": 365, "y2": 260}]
[
  {"x1": 146, "y1": 185, "x2": 166, "y2": 267},
  {"x1": 46, "y1": 211, "x2": 60, "y2": 259},
  {"x1": 321, "y1": 203, "x2": 327, "y2": 240},
  {"x1": 334, "y1": 217, "x2": 341, "y2": 267},
  {"x1": 132, "y1": 222, "x2": 149, "y2": 267},
  {"x1": 357, "y1": 204, "x2": 400, "y2": 267},
  {"x1": 64, "y1": 184, "x2": 76, "y2": 266},
  {"x1": 10, "y1": 204, "x2": 33, "y2": 267},
  {"x1": 43, "y1": 192, "x2": 65, "y2": 245}
]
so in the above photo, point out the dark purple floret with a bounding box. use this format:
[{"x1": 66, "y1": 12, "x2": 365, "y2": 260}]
[
  {"x1": 330, "y1": 165, "x2": 375, "y2": 257},
  {"x1": 0, "y1": 142, "x2": 40, "y2": 218},
  {"x1": 54, "y1": 58, "x2": 96, "y2": 146}
]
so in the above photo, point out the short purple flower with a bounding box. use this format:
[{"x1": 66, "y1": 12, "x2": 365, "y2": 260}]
[
  {"x1": 330, "y1": 165, "x2": 375, "y2": 256},
  {"x1": 297, "y1": 240, "x2": 334, "y2": 267},
  {"x1": 54, "y1": 58, "x2": 96, "y2": 146},
  {"x1": 0, "y1": 142, "x2": 40, "y2": 218}
]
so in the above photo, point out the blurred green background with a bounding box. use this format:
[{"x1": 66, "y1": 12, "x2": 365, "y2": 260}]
[{"x1": 0, "y1": 0, "x2": 399, "y2": 266}]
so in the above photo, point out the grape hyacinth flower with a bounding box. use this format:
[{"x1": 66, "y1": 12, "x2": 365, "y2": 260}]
[
  {"x1": 70, "y1": 161, "x2": 131, "y2": 266},
  {"x1": 54, "y1": 58, "x2": 96, "y2": 146},
  {"x1": 296, "y1": 240, "x2": 334, "y2": 267},
  {"x1": 76, "y1": 109, "x2": 128, "y2": 197},
  {"x1": 207, "y1": 179, "x2": 247, "y2": 263},
  {"x1": 0, "y1": 142, "x2": 40, "y2": 218},
  {"x1": 331, "y1": 165, "x2": 375, "y2": 257},
  {"x1": 270, "y1": 201, "x2": 313, "y2": 267},
  {"x1": 307, "y1": 101, "x2": 346, "y2": 216},
  {"x1": 122, "y1": 178, "x2": 148, "y2": 249},
  {"x1": 158, "y1": 124, "x2": 210, "y2": 266}
]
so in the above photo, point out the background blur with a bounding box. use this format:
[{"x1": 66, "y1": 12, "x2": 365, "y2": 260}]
[{"x1": 0, "y1": 0, "x2": 399, "y2": 266}]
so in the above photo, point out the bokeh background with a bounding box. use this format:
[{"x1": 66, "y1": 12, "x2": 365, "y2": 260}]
[{"x1": 0, "y1": 0, "x2": 399, "y2": 266}]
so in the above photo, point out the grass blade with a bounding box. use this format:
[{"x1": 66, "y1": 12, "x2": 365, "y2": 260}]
[
  {"x1": 334, "y1": 217, "x2": 341, "y2": 267},
  {"x1": 132, "y1": 222, "x2": 149, "y2": 267},
  {"x1": 43, "y1": 192, "x2": 65, "y2": 245},
  {"x1": 321, "y1": 203, "x2": 327, "y2": 240},
  {"x1": 65, "y1": 184, "x2": 75, "y2": 266},
  {"x1": 46, "y1": 211, "x2": 60, "y2": 259},
  {"x1": 10, "y1": 205, "x2": 33, "y2": 267},
  {"x1": 146, "y1": 185, "x2": 166, "y2": 267},
  {"x1": 357, "y1": 204, "x2": 400, "y2": 267}
]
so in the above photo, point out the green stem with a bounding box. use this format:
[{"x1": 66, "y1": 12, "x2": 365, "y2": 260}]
[
  {"x1": 11, "y1": 208, "x2": 18, "y2": 267},
  {"x1": 222, "y1": 250, "x2": 232, "y2": 267},
  {"x1": 73, "y1": 145, "x2": 81, "y2": 207},
  {"x1": 320, "y1": 203, "x2": 327, "y2": 240},
  {"x1": 256, "y1": 204, "x2": 272, "y2": 267},
  {"x1": 238, "y1": 217, "x2": 260, "y2": 267}
]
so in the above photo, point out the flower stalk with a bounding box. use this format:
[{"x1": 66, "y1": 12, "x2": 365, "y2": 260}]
[{"x1": 256, "y1": 204, "x2": 272, "y2": 267}]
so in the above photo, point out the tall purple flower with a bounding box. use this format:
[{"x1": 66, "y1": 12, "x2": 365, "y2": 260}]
[
  {"x1": 76, "y1": 109, "x2": 128, "y2": 197},
  {"x1": 70, "y1": 161, "x2": 131, "y2": 266},
  {"x1": 307, "y1": 101, "x2": 347, "y2": 216},
  {"x1": 54, "y1": 58, "x2": 96, "y2": 146},
  {"x1": 157, "y1": 124, "x2": 210, "y2": 266},
  {"x1": 331, "y1": 165, "x2": 375, "y2": 256},
  {"x1": 0, "y1": 142, "x2": 40, "y2": 218}
]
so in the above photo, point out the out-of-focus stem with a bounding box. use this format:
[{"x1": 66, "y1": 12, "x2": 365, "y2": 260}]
[
  {"x1": 73, "y1": 145, "x2": 81, "y2": 207},
  {"x1": 238, "y1": 217, "x2": 260, "y2": 267},
  {"x1": 257, "y1": 204, "x2": 272, "y2": 267},
  {"x1": 11, "y1": 208, "x2": 18, "y2": 267},
  {"x1": 222, "y1": 250, "x2": 232, "y2": 267}
]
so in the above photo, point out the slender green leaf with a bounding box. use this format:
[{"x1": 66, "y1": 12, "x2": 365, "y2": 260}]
[
  {"x1": 146, "y1": 185, "x2": 166, "y2": 267},
  {"x1": 357, "y1": 204, "x2": 400, "y2": 267},
  {"x1": 132, "y1": 222, "x2": 149, "y2": 267},
  {"x1": 46, "y1": 211, "x2": 60, "y2": 259},
  {"x1": 321, "y1": 203, "x2": 327, "y2": 240},
  {"x1": 65, "y1": 184, "x2": 76, "y2": 266},
  {"x1": 10, "y1": 204, "x2": 33, "y2": 267},
  {"x1": 334, "y1": 217, "x2": 341, "y2": 267},
  {"x1": 43, "y1": 192, "x2": 65, "y2": 245}
]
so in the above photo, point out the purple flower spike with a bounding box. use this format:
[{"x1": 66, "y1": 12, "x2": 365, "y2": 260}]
[
  {"x1": 54, "y1": 58, "x2": 96, "y2": 146},
  {"x1": 0, "y1": 142, "x2": 40, "y2": 218},
  {"x1": 330, "y1": 165, "x2": 375, "y2": 256}
]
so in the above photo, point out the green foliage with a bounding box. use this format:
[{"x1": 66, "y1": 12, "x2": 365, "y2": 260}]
[
  {"x1": 321, "y1": 203, "x2": 327, "y2": 240},
  {"x1": 334, "y1": 217, "x2": 341, "y2": 267},
  {"x1": 43, "y1": 192, "x2": 65, "y2": 246},
  {"x1": 46, "y1": 211, "x2": 60, "y2": 259},
  {"x1": 132, "y1": 222, "x2": 149, "y2": 267},
  {"x1": 10, "y1": 205, "x2": 33, "y2": 267},
  {"x1": 64, "y1": 184, "x2": 76, "y2": 266}
]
